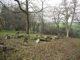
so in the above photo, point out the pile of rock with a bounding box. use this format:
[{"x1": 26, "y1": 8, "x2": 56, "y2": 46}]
[
  {"x1": 36, "y1": 38, "x2": 40, "y2": 43},
  {"x1": 24, "y1": 34, "x2": 30, "y2": 43},
  {"x1": 35, "y1": 34, "x2": 42, "y2": 43},
  {"x1": 44, "y1": 35, "x2": 52, "y2": 40},
  {"x1": 5, "y1": 32, "x2": 24, "y2": 39},
  {"x1": 52, "y1": 36, "x2": 59, "y2": 40},
  {"x1": 44, "y1": 35, "x2": 59, "y2": 40},
  {"x1": 5, "y1": 34, "x2": 14, "y2": 39},
  {"x1": 34, "y1": 34, "x2": 59, "y2": 43},
  {"x1": 14, "y1": 32, "x2": 19, "y2": 39},
  {"x1": 5, "y1": 34, "x2": 10, "y2": 39}
]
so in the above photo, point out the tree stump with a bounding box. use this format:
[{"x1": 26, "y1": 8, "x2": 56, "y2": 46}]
[{"x1": 14, "y1": 32, "x2": 19, "y2": 39}]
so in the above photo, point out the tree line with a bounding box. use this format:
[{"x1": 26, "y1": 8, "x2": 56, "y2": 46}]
[{"x1": 0, "y1": 0, "x2": 80, "y2": 38}]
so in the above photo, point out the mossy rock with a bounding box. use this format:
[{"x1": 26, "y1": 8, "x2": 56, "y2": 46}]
[
  {"x1": 0, "y1": 45, "x2": 7, "y2": 52},
  {"x1": 17, "y1": 35, "x2": 24, "y2": 38},
  {"x1": 34, "y1": 38, "x2": 38, "y2": 40},
  {"x1": 31, "y1": 37, "x2": 37, "y2": 40},
  {"x1": 46, "y1": 39, "x2": 54, "y2": 42},
  {"x1": 40, "y1": 38, "x2": 46, "y2": 41},
  {"x1": 40, "y1": 38, "x2": 54, "y2": 42}
]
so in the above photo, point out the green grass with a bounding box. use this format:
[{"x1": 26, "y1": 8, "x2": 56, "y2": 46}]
[
  {"x1": 0, "y1": 30, "x2": 80, "y2": 60},
  {"x1": 0, "y1": 30, "x2": 16, "y2": 33}
]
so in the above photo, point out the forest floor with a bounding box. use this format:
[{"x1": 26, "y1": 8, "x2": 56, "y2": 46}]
[{"x1": 0, "y1": 30, "x2": 80, "y2": 60}]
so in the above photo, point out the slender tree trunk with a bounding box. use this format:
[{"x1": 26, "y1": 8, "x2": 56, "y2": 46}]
[
  {"x1": 56, "y1": 23, "x2": 60, "y2": 38},
  {"x1": 66, "y1": 29, "x2": 69, "y2": 37},
  {"x1": 57, "y1": 25, "x2": 59, "y2": 35},
  {"x1": 57, "y1": 25, "x2": 60, "y2": 37},
  {"x1": 33, "y1": 26, "x2": 35, "y2": 33},
  {"x1": 36, "y1": 24, "x2": 39, "y2": 33},
  {"x1": 41, "y1": 2, "x2": 44, "y2": 34},
  {"x1": 0, "y1": 21, "x2": 1, "y2": 31},
  {"x1": 26, "y1": 0, "x2": 29, "y2": 35},
  {"x1": 66, "y1": 21, "x2": 69, "y2": 37}
]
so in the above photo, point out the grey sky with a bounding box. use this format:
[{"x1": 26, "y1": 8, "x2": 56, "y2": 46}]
[{"x1": 1, "y1": 0, "x2": 80, "y2": 22}]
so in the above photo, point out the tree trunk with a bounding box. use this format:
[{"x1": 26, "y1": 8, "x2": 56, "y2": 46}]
[
  {"x1": 26, "y1": 15, "x2": 29, "y2": 34},
  {"x1": 57, "y1": 25, "x2": 60, "y2": 38},
  {"x1": 26, "y1": 0, "x2": 29, "y2": 35},
  {"x1": 66, "y1": 21, "x2": 69, "y2": 37},
  {"x1": 57, "y1": 25, "x2": 59, "y2": 35},
  {"x1": 41, "y1": 2, "x2": 44, "y2": 34},
  {"x1": 36, "y1": 24, "x2": 39, "y2": 33},
  {"x1": 33, "y1": 26, "x2": 35, "y2": 33},
  {"x1": 66, "y1": 29, "x2": 69, "y2": 37}
]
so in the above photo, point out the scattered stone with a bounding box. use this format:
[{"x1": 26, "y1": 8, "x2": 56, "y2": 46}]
[
  {"x1": 40, "y1": 34, "x2": 43, "y2": 38},
  {"x1": 5, "y1": 34, "x2": 10, "y2": 39},
  {"x1": 25, "y1": 34, "x2": 30, "y2": 38},
  {"x1": 0, "y1": 45, "x2": 7, "y2": 51},
  {"x1": 52, "y1": 37, "x2": 55, "y2": 40},
  {"x1": 17, "y1": 35, "x2": 24, "y2": 38},
  {"x1": 35, "y1": 35, "x2": 38, "y2": 38},
  {"x1": 54, "y1": 36, "x2": 58, "y2": 39},
  {"x1": 47, "y1": 36, "x2": 52, "y2": 39},
  {"x1": 44, "y1": 35, "x2": 52, "y2": 40},
  {"x1": 36, "y1": 38, "x2": 40, "y2": 43},
  {"x1": 24, "y1": 36, "x2": 28, "y2": 43},
  {"x1": 52, "y1": 36, "x2": 58, "y2": 40},
  {"x1": 44, "y1": 35, "x2": 47, "y2": 39},
  {"x1": 33, "y1": 35, "x2": 38, "y2": 40},
  {"x1": 14, "y1": 32, "x2": 19, "y2": 39}
]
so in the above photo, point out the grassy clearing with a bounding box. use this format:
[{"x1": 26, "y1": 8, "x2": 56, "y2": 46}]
[{"x1": 0, "y1": 30, "x2": 80, "y2": 60}]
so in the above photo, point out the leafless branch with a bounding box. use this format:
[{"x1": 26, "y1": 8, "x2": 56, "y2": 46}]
[
  {"x1": 14, "y1": 0, "x2": 27, "y2": 14},
  {"x1": 0, "y1": 1, "x2": 22, "y2": 13}
]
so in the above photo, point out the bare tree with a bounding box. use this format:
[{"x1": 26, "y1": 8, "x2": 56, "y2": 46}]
[
  {"x1": 1, "y1": 5, "x2": 26, "y2": 30},
  {"x1": 52, "y1": 6, "x2": 63, "y2": 37},
  {"x1": 0, "y1": 0, "x2": 44, "y2": 35},
  {"x1": 60, "y1": 0, "x2": 77, "y2": 37},
  {"x1": 41, "y1": 0, "x2": 44, "y2": 34}
]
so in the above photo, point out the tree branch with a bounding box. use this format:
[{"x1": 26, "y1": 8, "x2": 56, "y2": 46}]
[
  {"x1": 14, "y1": 0, "x2": 43, "y2": 14},
  {"x1": 0, "y1": 0, "x2": 43, "y2": 14},
  {"x1": 0, "y1": 1, "x2": 22, "y2": 13},
  {"x1": 14, "y1": 0, "x2": 27, "y2": 14}
]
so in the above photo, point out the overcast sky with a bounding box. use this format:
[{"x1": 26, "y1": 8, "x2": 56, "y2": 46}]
[
  {"x1": 1, "y1": 0, "x2": 80, "y2": 22},
  {"x1": 2, "y1": 0, "x2": 80, "y2": 7}
]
